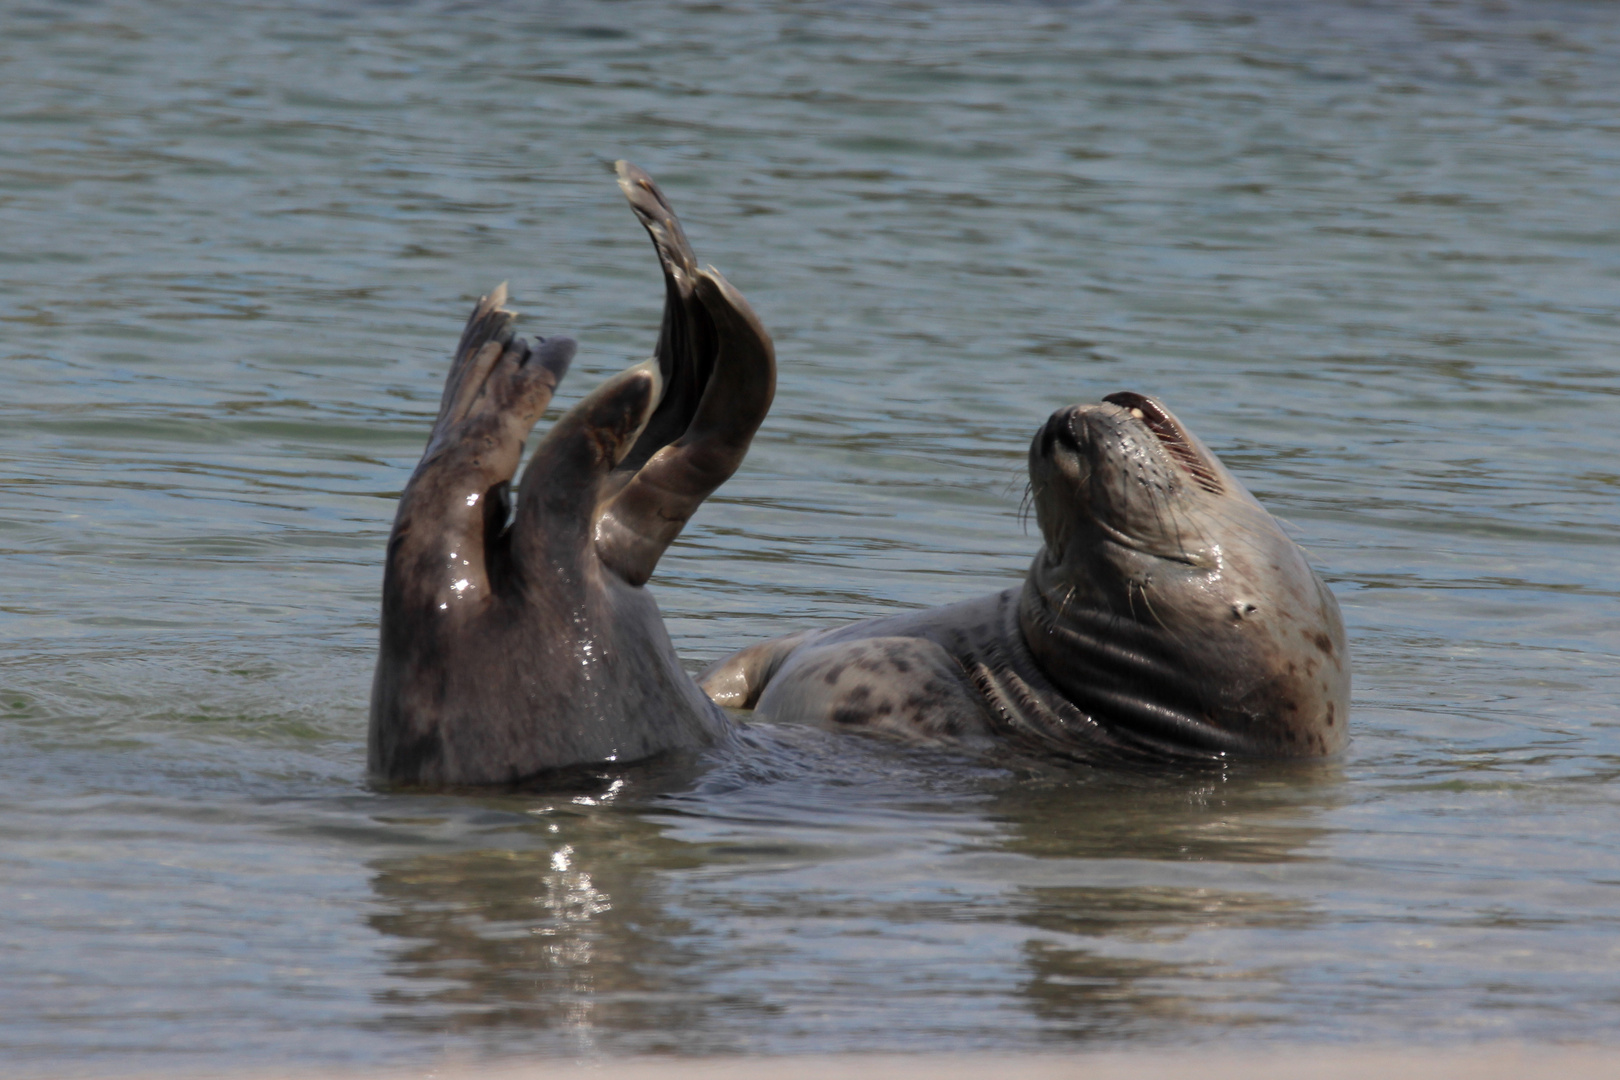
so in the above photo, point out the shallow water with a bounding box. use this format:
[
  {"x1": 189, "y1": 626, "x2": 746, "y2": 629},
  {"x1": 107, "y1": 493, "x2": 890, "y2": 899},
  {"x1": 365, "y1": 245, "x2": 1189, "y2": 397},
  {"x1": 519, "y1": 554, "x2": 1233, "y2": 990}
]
[{"x1": 2, "y1": 0, "x2": 1619, "y2": 1070}]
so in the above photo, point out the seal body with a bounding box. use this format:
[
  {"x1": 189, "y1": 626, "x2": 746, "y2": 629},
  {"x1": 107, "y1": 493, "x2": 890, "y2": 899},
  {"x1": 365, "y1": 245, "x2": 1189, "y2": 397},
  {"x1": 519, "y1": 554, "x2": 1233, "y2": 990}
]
[
  {"x1": 701, "y1": 393, "x2": 1349, "y2": 761},
  {"x1": 369, "y1": 164, "x2": 775, "y2": 787}
]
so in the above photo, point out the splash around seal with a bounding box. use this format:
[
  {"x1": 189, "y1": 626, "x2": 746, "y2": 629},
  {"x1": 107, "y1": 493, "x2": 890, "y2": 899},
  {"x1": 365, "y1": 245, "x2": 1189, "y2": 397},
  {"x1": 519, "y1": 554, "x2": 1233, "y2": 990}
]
[{"x1": 700, "y1": 391, "x2": 1349, "y2": 762}]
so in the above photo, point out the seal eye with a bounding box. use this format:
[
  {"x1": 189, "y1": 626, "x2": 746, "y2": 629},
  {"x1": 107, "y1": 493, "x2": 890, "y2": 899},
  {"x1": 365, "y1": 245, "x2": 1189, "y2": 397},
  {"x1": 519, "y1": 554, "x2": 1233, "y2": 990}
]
[{"x1": 1104, "y1": 391, "x2": 1223, "y2": 495}]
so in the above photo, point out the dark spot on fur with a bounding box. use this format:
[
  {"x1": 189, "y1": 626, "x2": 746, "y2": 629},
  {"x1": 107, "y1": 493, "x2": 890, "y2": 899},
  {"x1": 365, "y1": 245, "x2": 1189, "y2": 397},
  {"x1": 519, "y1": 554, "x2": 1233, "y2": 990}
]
[
  {"x1": 878, "y1": 642, "x2": 915, "y2": 673},
  {"x1": 832, "y1": 708, "x2": 867, "y2": 726},
  {"x1": 1325, "y1": 703, "x2": 1335, "y2": 726},
  {"x1": 847, "y1": 685, "x2": 872, "y2": 705},
  {"x1": 854, "y1": 655, "x2": 883, "y2": 673},
  {"x1": 821, "y1": 663, "x2": 847, "y2": 685},
  {"x1": 1312, "y1": 632, "x2": 1334, "y2": 655},
  {"x1": 902, "y1": 681, "x2": 956, "y2": 715},
  {"x1": 874, "y1": 703, "x2": 893, "y2": 717}
]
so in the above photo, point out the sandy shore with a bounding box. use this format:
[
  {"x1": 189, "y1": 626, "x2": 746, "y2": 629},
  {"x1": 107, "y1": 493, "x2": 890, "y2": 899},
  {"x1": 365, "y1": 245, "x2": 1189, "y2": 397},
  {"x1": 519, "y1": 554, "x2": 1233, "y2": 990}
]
[
  {"x1": 35, "y1": 1046, "x2": 1616, "y2": 1080},
  {"x1": 457, "y1": 1048, "x2": 1610, "y2": 1080}
]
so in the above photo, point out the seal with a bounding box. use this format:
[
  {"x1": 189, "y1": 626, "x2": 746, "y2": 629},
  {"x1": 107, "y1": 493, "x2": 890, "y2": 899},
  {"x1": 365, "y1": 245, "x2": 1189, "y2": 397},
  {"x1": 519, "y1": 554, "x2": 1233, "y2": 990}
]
[
  {"x1": 368, "y1": 163, "x2": 775, "y2": 787},
  {"x1": 699, "y1": 392, "x2": 1349, "y2": 761}
]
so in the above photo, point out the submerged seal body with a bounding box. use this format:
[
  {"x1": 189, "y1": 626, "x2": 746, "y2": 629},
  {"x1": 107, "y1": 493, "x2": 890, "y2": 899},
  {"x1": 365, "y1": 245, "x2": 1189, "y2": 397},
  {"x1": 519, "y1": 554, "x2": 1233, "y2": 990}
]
[
  {"x1": 369, "y1": 164, "x2": 775, "y2": 787},
  {"x1": 701, "y1": 392, "x2": 1349, "y2": 761}
]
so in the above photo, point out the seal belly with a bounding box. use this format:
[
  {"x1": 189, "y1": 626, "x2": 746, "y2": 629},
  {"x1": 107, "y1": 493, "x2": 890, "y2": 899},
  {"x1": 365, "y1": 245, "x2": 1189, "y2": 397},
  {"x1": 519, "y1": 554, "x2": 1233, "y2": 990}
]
[{"x1": 754, "y1": 636, "x2": 995, "y2": 745}]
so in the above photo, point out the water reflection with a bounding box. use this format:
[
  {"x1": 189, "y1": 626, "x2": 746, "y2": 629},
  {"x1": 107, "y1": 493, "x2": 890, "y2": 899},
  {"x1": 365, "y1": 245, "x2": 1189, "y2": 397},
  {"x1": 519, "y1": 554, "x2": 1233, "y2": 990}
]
[
  {"x1": 990, "y1": 759, "x2": 1343, "y2": 863},
  {"x1": 363, "y1": 746, "x2": 1339, "y2": 1050},
  {"x1": 988, "y1": 765, "x2": 1339, "y2": 1037},
  {"x1": 364, "y1": 784, "x2": 767, "y2": 1056}
]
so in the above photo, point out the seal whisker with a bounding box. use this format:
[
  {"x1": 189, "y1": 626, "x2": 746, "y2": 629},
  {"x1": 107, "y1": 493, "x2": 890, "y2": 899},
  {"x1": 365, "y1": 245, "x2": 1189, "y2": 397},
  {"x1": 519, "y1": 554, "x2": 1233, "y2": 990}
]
[{"x1": 1018, "y1": 479, "x2": 1035, "y2": 535}]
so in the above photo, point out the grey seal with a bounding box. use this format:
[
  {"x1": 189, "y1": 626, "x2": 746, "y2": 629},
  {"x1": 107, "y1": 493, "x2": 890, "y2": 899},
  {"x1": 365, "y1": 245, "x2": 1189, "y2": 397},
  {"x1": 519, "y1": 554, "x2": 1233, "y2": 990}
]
[
  {"x1": 700, "y1": 393, "x2": 1349, "y2": 761},
  {"x1": 369, "y1": 163, "x2": 775, "y2": 787}
]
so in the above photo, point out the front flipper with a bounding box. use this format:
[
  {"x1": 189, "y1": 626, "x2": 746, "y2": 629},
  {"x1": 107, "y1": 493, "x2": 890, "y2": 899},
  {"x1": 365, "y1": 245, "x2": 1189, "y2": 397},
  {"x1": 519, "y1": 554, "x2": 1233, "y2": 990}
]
[{"x1": 698, "y1": 630, "x2": 815, "y2": 709}]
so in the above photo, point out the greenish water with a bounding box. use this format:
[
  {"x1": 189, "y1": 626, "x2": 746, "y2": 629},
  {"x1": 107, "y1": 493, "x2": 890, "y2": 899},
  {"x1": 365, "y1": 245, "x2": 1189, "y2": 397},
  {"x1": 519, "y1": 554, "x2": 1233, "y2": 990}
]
[{"x1": 2, "y1": 0, "x2": 1618, "y2": 1070}]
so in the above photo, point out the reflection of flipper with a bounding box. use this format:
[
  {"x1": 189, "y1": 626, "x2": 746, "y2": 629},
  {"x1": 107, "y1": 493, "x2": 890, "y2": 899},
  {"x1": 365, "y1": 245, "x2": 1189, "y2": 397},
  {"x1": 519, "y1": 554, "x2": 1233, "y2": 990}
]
[{"x1": 615, "y1": 160, "x2": 719, "y2": 474}]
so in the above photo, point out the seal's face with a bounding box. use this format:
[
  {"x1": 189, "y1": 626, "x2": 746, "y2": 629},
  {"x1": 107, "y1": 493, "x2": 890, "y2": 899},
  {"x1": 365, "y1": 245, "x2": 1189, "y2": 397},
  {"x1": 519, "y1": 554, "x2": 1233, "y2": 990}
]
[{"x1": 1024, "y1": 392, "x2": 1349, "y2": 758}]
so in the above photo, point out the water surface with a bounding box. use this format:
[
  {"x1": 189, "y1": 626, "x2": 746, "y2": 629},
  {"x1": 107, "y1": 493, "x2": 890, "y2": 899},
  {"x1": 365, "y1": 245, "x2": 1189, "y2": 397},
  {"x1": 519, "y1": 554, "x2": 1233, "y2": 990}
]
[{"x1": 3, "y1": 0, "x2": 1619, "y2": 1071}]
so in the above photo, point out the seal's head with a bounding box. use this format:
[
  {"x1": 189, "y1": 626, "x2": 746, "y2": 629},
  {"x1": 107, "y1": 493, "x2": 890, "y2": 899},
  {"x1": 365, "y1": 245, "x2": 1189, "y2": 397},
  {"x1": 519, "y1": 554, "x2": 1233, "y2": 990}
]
[{"x1": 1023, "y1": 391, "x2": 1348, "y2": 759}]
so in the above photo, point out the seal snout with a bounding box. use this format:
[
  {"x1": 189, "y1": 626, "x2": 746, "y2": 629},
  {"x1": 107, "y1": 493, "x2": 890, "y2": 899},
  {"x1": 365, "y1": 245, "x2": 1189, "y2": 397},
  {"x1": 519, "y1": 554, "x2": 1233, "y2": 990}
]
[{"x1": 1038, "y1": 406, "x2": 1086, "y2": 458}]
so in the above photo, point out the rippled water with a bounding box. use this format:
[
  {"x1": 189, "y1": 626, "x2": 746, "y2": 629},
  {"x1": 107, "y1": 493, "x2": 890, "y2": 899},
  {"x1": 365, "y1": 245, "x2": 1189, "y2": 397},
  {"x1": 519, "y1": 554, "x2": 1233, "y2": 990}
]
[{"x1": 3, "y1": 0, "x2": 1619, "y2": 1070}]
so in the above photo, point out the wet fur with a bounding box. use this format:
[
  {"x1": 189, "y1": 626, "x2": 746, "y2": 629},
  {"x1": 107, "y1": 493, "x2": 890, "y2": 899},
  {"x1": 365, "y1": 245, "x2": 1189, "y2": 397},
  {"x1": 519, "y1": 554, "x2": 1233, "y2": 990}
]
[{"x1": 700, "y1": 399, "x2": 1349, "y2": 762}]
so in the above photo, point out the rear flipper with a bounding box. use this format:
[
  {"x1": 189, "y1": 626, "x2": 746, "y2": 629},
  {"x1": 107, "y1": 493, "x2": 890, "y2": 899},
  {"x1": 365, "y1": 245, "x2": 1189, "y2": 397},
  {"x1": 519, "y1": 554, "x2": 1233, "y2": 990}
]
[
  {"x1": 614, "y1": 160, "x2": 717, "y2": 476},
  {"x1": 370, "y1": 164, "x2": 774, "y2": 788},
  {"x1": 383, "y1": 285, "x2": 574, "y2": 622}
]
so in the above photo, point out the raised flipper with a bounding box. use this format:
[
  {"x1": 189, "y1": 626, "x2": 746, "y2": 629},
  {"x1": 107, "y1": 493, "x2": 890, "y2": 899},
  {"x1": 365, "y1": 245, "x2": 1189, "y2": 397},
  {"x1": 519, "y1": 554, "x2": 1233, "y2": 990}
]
[
  {"x1": 382, "y1": 284, "x2": 574, "y2": 622},
  {"x1": 595, "y1": 161, "x2": 776, "y2": 585},
  {"x1": 595, "y1": 267, "x2": 775, "y2": 586},
  {"x1": 508, "y1": 359, "x2": 663, "y2": 575},
  {"x1": 369, "y1": 166, "x2": 774, "y2": 788},
  {"x1": 614, "y1": 160, "x2": 719, "y2": 476}
]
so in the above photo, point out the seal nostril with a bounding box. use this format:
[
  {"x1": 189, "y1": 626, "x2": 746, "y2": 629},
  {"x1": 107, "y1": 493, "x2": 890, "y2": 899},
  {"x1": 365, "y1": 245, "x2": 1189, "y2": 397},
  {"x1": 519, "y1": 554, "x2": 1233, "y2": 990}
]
[
  {"x1": 1039, "y1": 411, "x2": 1081, "y2": 456},
  {"x1": 1038, "y1": 417, "x2": 1058, "y2": 457}
]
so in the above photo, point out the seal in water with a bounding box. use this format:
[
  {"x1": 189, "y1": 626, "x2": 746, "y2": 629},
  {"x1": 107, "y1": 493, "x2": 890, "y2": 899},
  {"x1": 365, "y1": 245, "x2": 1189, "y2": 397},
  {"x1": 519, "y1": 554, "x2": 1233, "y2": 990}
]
[
  {"x1": 699, "y1": 393, "x2": 1349, "y2": 761},
  {"x1": 369, "y1": 163, "x2": 775, "y2": 787}
]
